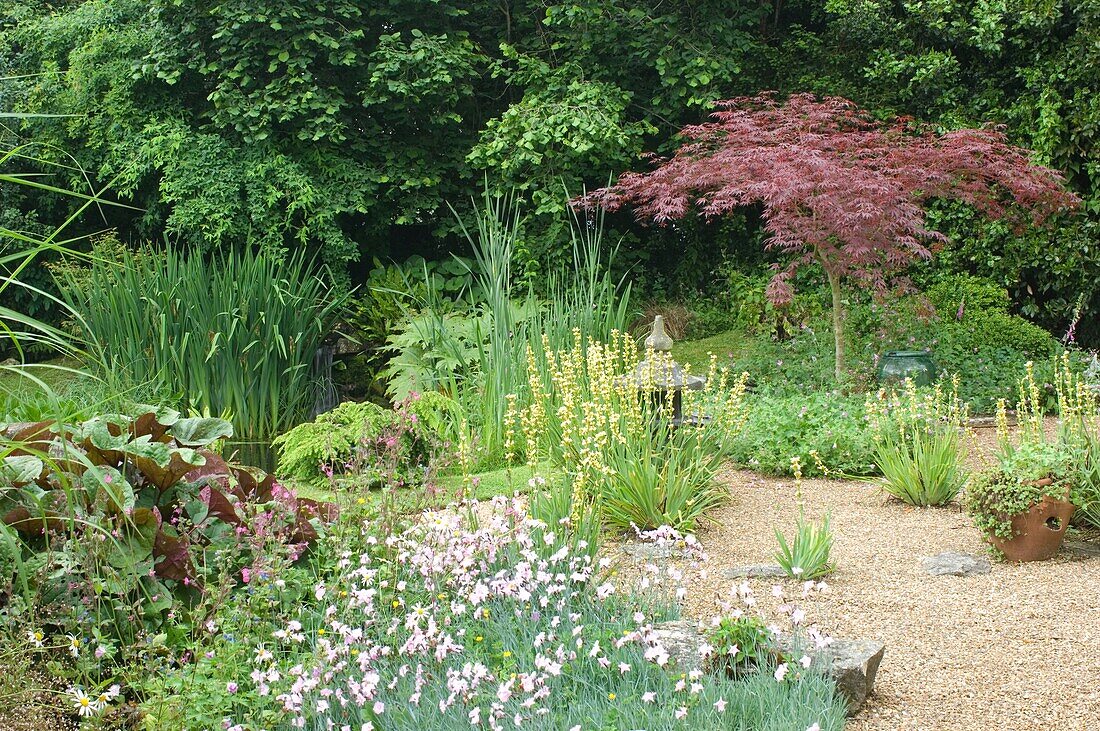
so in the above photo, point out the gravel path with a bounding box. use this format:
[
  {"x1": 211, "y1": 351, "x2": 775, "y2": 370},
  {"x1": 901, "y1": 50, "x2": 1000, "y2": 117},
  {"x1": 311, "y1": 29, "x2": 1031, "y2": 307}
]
[{"x1": 676, "y1": 453, "x2": 1100, "y2": 731}]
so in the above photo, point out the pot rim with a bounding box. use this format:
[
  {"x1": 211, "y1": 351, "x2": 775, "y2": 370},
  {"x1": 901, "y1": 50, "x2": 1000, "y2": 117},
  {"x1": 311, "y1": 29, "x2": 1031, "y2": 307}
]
[{"x1": 882, "y1": 350, "x2": 933, "y2": 357}]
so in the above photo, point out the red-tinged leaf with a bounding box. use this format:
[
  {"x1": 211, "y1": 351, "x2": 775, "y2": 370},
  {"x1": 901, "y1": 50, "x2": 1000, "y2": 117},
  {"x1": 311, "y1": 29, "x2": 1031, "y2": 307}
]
[
  {"x1": 184, "y1": 450, "x2": 232, "y2": 486},
  {"x1": 230, "y1": 466, "x2": 275, "y2": 502},
  {"x1": 154, "y1": 526, "x2": 195, "y2": 583},
  {"x1": 131, "y1": 407, "x2": 181, "y2": 443},
  {"x1": 2, "y1": 421, "x2": 56, "y2": 457},
  {"x1": 291, "y1": 514, "x2": 318, "y2": 544},
  {"x1": 1, "y1": 505, "x2": 66, "y2": 535},
  {"x1": 199, "y1": 484, "x2": 242, "y2": 525},
  {"x1": 133, "y1": 448, "x2": 206, "y2": 491},
  {"x1": 299, "y1": 498, "x2": 339, "y2": 524}
]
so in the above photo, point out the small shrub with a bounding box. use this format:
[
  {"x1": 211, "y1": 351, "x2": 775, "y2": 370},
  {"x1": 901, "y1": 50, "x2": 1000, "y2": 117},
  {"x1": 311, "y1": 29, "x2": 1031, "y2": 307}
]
[
  {"x1": 598, "y1": 426, "x2": 726, "y2": 532},
  {"x1": 719, "y1": 269, "x2": 825, "y2": 341},
  {"x1": 969, "y1": 359, "x2": 1092, "y2": 538},
  {"x1": 707, "y1": 615, "x2": 775, "y2": 678},
  {"x1": 272, "y1": 393, "x2": 459, "y2": 487},
  {"x1": 272, "y1": 400, "x2": 393, "y2": 483},
  {"x1": 966, "y1": 440, "x2": 1075, "y2": 540},
  {"x1": 724, "y1": 391, "x2": 876, "y2": 476}
]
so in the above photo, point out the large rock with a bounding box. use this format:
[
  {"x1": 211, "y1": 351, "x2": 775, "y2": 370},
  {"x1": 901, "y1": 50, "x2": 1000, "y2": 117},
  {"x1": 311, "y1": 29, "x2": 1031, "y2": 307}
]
[
  {"x1": 921, "y1": 551, "x2": 991, "y2": 576},
  {"x1": 651, "y1": 621, "x2": 884, "y2": 716},
  {"x1": 649, "y1": 620, "x2": 706, "y2": 672},
  {"x1": 621, "y1": 542, "x2": 675, "y2": 561},
  {"x1": 779, "y1": 636, "x2": 885, "y2": 715}
]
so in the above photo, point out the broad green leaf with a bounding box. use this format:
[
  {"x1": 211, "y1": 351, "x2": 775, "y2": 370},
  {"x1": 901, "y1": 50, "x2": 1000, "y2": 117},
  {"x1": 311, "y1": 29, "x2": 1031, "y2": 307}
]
[
  {"x1": 168, "y1": 417, "x2": 234, "y2": 447},
  {"x1": 1, "y1": 455, "x2": 44, "y2": 486}
]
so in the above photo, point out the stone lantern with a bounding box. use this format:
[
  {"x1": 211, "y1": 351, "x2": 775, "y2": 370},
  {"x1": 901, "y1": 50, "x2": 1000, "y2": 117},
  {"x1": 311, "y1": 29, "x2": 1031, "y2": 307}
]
[{"x1": 625, "y1": 315, "x2": 706, "y2": 426}]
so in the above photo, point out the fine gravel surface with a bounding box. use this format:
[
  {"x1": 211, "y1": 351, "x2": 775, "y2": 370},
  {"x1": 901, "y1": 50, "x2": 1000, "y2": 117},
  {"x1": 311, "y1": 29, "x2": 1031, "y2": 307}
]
[{"x1": 675, "y1": 452, "x2": 1100, "y2": 731}]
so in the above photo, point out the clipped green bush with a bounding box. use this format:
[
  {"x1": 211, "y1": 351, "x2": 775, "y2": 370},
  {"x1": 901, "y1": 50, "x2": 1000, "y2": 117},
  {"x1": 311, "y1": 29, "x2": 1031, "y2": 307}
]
[
  {"x1": 925, "y1": 274, "x2": 1010, "y2": 319},
  {"x1": 943, "y1": 311, "x2": 1058, "y2": 358}
]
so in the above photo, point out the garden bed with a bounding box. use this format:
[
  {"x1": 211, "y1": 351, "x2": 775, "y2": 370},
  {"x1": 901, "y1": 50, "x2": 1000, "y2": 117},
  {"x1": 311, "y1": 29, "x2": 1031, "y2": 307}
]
[{"x1": 672, "y1": 461, "x2": 1100, "y2": 730}]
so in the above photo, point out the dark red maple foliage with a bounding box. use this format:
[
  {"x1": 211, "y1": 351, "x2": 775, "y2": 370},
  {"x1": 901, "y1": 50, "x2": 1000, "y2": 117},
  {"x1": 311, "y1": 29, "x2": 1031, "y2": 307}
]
[{"x1": 583, "y1": 92, "x2": 1080, "y2": 378}]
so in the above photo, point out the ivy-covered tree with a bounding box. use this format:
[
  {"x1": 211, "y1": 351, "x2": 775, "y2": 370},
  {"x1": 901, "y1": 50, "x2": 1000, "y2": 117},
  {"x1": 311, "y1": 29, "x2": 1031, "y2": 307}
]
[{"x1": 586, "y1": 93, "x2": 1079, "y2": 378}]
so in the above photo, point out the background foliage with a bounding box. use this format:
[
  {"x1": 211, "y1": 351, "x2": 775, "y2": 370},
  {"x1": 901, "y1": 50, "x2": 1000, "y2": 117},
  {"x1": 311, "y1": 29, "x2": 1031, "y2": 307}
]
[{"x1": 3, "y1": 0, "x2": 1096, "y2": 340}]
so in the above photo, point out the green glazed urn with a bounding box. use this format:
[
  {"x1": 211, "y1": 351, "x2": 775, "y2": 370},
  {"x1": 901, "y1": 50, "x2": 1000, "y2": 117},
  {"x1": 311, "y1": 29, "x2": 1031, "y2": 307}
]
[{"x1": 876, "y1": 350, "x2": 937, "y2": 387}]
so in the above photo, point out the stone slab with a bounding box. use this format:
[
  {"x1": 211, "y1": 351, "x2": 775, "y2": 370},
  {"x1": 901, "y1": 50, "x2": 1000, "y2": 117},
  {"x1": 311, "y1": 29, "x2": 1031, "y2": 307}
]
[{"x1": 920, "y1": 551, "x2": 992, "y2": 576}]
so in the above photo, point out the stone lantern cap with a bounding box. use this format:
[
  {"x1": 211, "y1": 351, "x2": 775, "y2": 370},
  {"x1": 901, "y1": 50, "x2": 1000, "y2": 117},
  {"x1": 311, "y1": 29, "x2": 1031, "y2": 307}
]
[{"x1": 624, "y1": 315, "x2": 706, "y2": 391}]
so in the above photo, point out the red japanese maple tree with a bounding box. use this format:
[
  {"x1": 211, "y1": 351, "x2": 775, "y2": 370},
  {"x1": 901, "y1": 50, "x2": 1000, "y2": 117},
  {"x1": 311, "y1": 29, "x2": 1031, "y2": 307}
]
[{"x1": 584, "y1": 93, "x2": 1079, "y2": 379}]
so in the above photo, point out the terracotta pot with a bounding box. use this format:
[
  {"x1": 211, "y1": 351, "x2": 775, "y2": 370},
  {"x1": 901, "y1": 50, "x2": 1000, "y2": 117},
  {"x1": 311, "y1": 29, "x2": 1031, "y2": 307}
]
[{"x1": 988, "y1": 494, "x2": 1076, "y2": 562}]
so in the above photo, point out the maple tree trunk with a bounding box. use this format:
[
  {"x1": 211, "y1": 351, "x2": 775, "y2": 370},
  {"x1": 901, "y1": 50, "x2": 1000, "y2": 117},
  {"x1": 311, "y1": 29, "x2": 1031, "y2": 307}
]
[{"x1": 825, "y1": 266, "x2": 845, "y2": 380}]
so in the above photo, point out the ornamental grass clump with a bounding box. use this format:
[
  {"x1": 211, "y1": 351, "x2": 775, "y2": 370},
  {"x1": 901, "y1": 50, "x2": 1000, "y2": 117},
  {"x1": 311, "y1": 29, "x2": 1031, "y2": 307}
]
[
  {"x1": 505, "y1": 331, "x2": 749, "y2": 531},
  {"x1": 865, "y1": 377, "x2": 970, "y2": 506},
  {"x1": 774, "y1": 457, "x2": 834, "y2": 579},
  {"x1": 58, "y1": 246, "x2": 346, "y2": 441}
]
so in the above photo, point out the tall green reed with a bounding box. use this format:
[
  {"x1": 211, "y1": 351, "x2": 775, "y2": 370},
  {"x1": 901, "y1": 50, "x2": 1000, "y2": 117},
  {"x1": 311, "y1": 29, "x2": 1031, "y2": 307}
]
[
  {"x1": 57, "y1": 247, "x2": 346, "y2": 441},
  {"x1": 451, "y1": 190, "x2": 634, "y2": 462}
]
